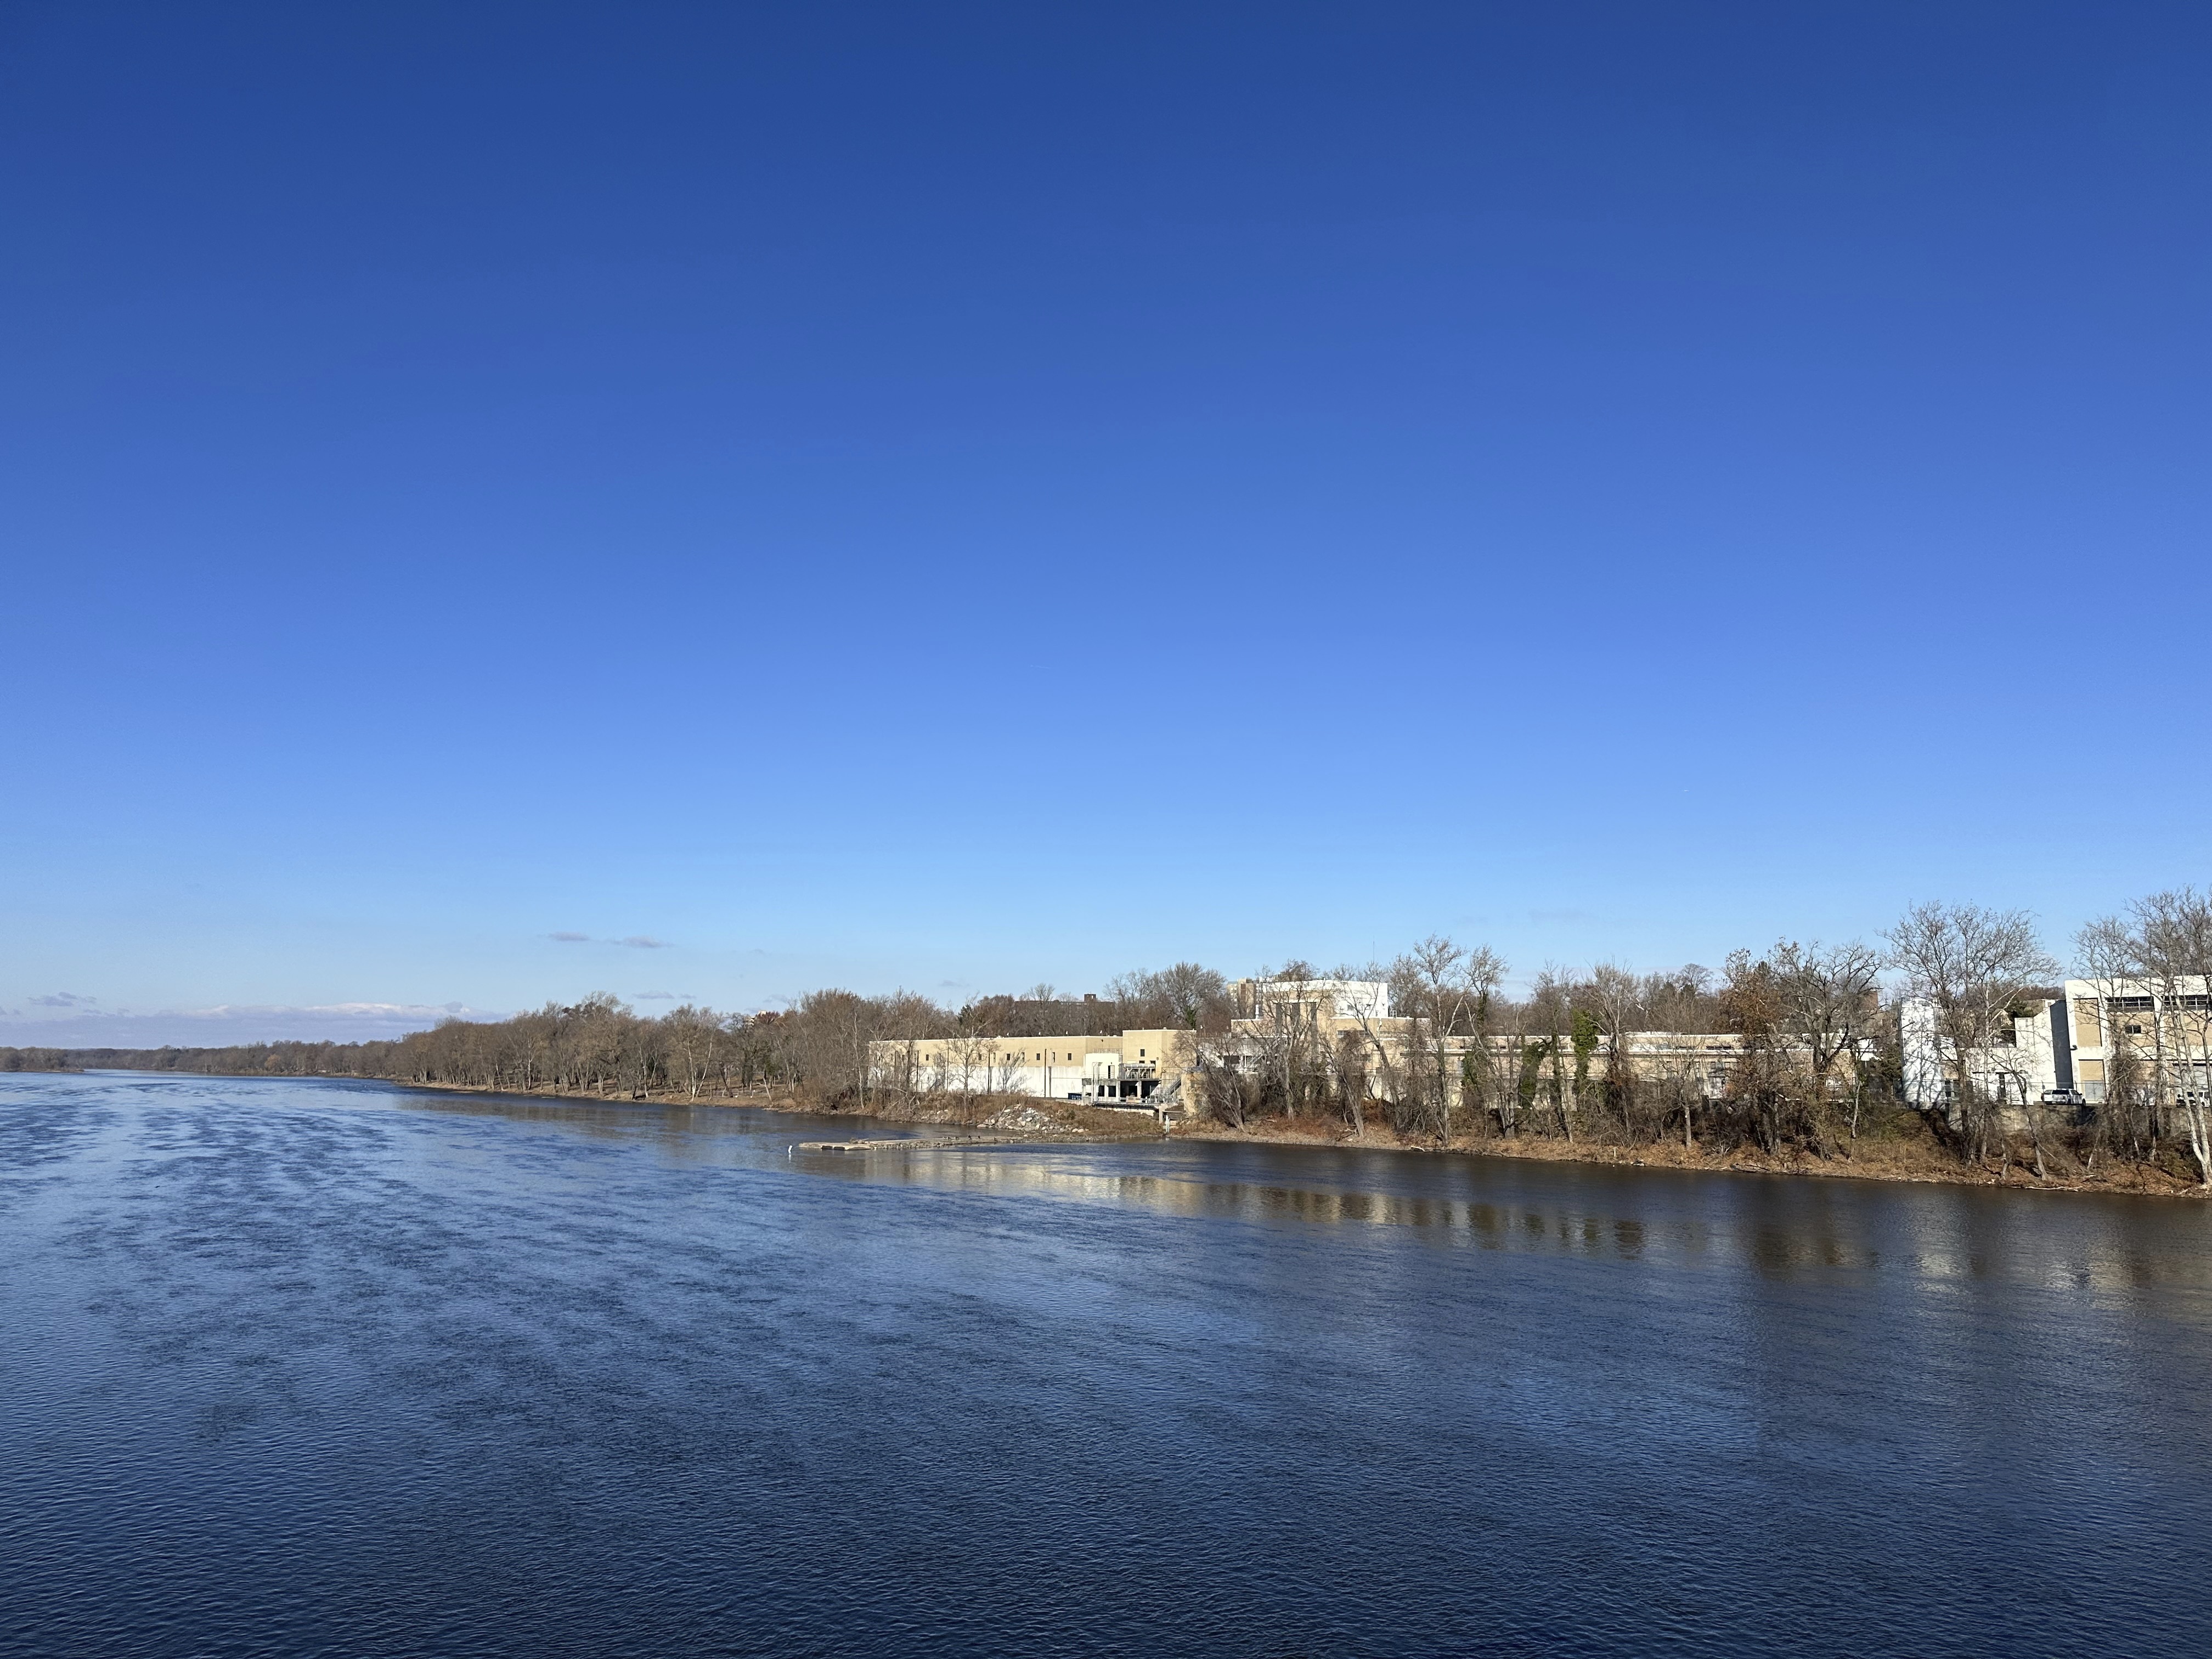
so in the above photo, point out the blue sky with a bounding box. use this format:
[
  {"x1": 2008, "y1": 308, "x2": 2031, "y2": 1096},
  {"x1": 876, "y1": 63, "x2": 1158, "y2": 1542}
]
[{"x1": 3, "y1": 2, "x2": 2208, "y2": 1045}]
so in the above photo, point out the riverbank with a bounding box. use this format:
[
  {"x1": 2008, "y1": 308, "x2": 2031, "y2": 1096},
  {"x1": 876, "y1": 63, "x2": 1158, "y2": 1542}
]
[
  {"x1": 1180, "y1": 1116, "x2": 2209, "y2": 1196},
  {"x1": 388, "y1": 1076, "x2": 2209, "y2": 1199}
]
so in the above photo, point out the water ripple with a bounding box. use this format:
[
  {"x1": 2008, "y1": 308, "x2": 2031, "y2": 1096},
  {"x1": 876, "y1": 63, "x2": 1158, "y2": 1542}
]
[{"x1": 3, "y1": 1073, "x2": 2209, "y2": 1657}]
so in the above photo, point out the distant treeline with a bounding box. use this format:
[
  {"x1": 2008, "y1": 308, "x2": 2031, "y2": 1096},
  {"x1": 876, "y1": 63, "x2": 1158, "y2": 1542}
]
[
  {"x1": 2, "y1": 1042, "x2": 401, "y2": 1077},
  {"x1": 0, "y1": 968, "x2": 1234, "y2": 1100},
  {"x1": 1, "y1": 1047, "x2": 78, "y2": 1073}
]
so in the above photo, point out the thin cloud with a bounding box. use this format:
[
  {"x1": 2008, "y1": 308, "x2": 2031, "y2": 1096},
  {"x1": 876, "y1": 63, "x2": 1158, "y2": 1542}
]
[
  {"x1": 618, "y1": 936, "x2": 671, "y2": 950},
  {"x1": 30, "y1": 992, "x2": 96, "y2": 1008},
  {"x1": 549, "y1": 931, "x2": 591, "y2": 943},
  {"x1": 633, "y1": 990, "x2": 679, "y2": 1001}
]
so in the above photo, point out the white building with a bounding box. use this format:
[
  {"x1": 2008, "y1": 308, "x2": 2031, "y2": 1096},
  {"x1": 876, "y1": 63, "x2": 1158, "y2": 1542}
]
[
  {"x1": 1902, "y1": 977, "x2": 2212, "y2": 1111},
  {"x1": 1237, "y1": 978, "x2": 1393, "y2": 1024},
  {"x1": 869, "y1": 1029, "x2": 1185, "y2": 1106},
  {"x1": 1899, "y1": 996, "x2": 2072, "y2": 1109}
]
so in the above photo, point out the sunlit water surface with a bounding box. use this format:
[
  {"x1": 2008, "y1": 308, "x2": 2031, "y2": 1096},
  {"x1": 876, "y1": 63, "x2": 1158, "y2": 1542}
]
[{"x1": 4, "y1": 1073, "x2": 2210, "y2": 1657}]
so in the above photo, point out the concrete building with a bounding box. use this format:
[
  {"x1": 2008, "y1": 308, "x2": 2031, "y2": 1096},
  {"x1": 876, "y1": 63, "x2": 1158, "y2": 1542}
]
[
  {"x1": 1900, "y1": 995, "x2": 2073, "y2": 1109},
  {"x1": 2068, "y1": 976, "x2": 2212, "y2": 1106},
  {"x1": 867, "y1": 980, "x2": 1402, "y2": 1115},
  {"x1": 1900, "y1": 977, "x2": 2212, "y2": 1111},
  {"x1": 870, "y1": 1028, "x2": 1187, "y2": 1107},
  {"x1": 1234, "y1": 978, "x2": 1394, "y2": 1025}
]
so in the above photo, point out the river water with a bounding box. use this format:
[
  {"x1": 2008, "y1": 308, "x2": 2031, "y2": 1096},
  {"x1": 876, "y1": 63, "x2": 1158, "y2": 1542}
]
[{"x1": 3, "y1": 1073, "x2": 2209, "y2": 1657}]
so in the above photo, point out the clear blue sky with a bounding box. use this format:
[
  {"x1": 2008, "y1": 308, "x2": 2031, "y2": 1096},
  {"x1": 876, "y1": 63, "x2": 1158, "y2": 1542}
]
[{"x1": 3, "y1": 2, "x2": 2207, "y2": 1045}]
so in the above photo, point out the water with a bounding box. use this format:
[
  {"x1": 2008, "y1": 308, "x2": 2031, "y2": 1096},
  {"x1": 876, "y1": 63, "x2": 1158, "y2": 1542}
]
[{"x1": 4, "y1": 1073, "x2": 2210, "y2": 1657}]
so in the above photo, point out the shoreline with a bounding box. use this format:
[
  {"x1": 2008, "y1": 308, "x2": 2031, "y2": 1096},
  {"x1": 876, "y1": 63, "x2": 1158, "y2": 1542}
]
[
  {"x1": 1177, "y1": 1120, "x2": 2209, "y2": 1198},
  {"x1": 379, "y1": 1076, "x2": 2210, "y2": 1201},
  {"x1": 32, "y1": 1066, "x2": 2201, "y2": 1200}
]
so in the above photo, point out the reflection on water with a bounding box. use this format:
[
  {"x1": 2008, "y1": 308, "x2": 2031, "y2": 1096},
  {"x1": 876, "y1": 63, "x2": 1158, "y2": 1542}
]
[
  {"x1": 4, "y1": 1073, "x2": 2210, "y2": 1658},
  {"x1": 411, "y1": 1084, "x2": 2212, "y2": 1297}
]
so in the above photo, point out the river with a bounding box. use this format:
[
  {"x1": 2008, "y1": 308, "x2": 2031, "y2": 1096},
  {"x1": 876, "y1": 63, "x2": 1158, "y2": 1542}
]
[{"x1": 3, "y1": 1071, "x2": 2209, "y2": 1656}]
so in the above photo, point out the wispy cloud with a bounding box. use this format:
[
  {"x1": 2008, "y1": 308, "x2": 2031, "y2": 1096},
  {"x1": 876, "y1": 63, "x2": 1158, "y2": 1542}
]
[
  {"x1": 618, "y1": 936, "x2": 671, "y2": 950},
  {"x1": 633, "y1": 990, "x2": 679, "y2": 1001},
  {"x1": 549, "y1": 931, "x2": 590, "y2": 943},
  {"x1": 30, "y1": 991, "x2": 96, "y2": 1008}
]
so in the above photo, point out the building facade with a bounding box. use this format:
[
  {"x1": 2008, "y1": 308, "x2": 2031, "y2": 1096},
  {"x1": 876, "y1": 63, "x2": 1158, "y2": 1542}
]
[
  {"x1": 869, "y1": 1028, "x2": 1187, "y2": 1107},
  {"x1": 1900, "y1": 977, "x2": 2212, "y2": 1111},
  {"x1": 2068, "y1": 975, "x2": 2212, "y2": 1107}
]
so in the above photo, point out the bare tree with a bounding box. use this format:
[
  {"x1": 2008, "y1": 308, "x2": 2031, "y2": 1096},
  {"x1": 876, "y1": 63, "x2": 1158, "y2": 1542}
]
[
  {"x1": 1110, "y1": 963, "x2": 1231, "y2": 1034},
  {"x1": 1331, "y1": 959, "x2": 1408, "y2": 1128},
  {"x1": 789, "y1": 989, "x2": 877, "y2": 1107},
  {"x1": 663, "y1": 1005, "x2": 721, "y2": 1099},
  {"x1": 2079, "y1": 890, "x2": 2212, "y2": 1186},
  {"x1": 1585, "y1": 963, "x2": 1644, "y2": 1141},
  {"x1": 1251, "y1": 959, "x2": 1323, "y2": 1123},
  {"x1": 1391, "y1": 939, "x2": 1462, "y2": 1138},
  {"x1": 1884, "y1": 902, "x2": 2060, "y2": 1165},
  {"x1": 1641, "y1": 964, "x2": 1719, "y2": 1036},
  {"x1": 2136, "y1": 888, "x2": 2212, "y2": 1187},
  {"x1": 1770, "y1": 940, "x2": 1884, "y2": 1141},
  {"x1": 1718, "y1": 951, "x2": 1791, "y2": 1153},
  {"x1": 1332, "y1": 1027, "x2": 1370, "y2": 1137},
  {"x1": 1527, "y1": 970, "x2": 1575, "y2": 1143}
]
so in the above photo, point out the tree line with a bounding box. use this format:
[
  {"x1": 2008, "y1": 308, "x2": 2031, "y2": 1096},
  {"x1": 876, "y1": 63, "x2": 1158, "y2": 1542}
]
[
  {"x1": 0, "y1": 968, "x2": 1235, "y2": 1102},
  {"x1": 7, "y1": 890, "x2": 2207, "y2": 1185}
]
